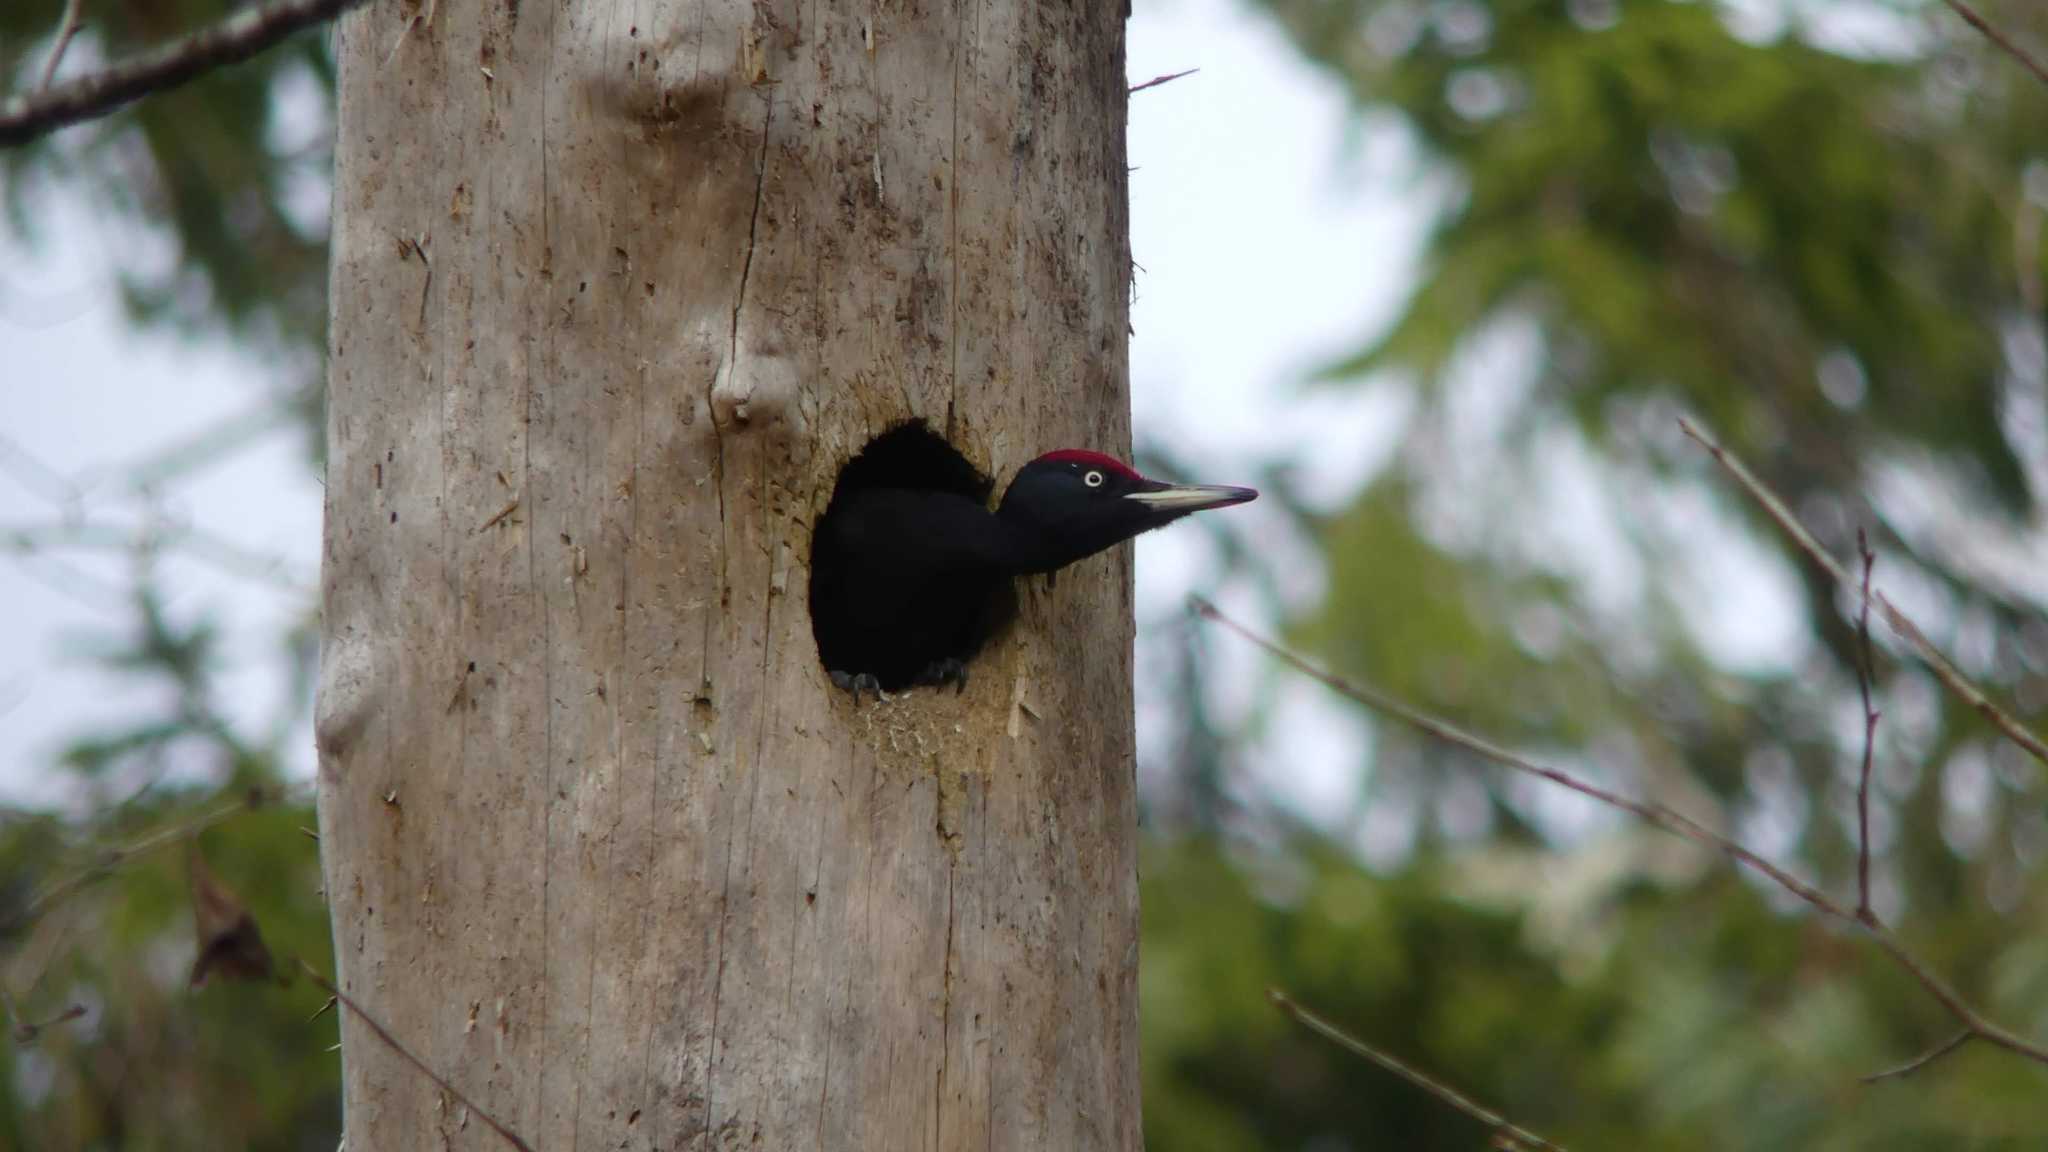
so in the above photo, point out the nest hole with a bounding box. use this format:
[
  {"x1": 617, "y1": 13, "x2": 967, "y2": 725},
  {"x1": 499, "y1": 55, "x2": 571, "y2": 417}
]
[{"x1": 808, "y1": 422, "x2": 1011, "y2": 694}]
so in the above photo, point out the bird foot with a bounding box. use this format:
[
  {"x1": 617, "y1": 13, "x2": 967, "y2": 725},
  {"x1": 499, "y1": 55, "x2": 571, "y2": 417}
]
[
  {"x1": 829, "y1": 670, "x2": 890, "y2": 706},
  {"x1": 916, "y1": 658, "x2": 969, "y2": 694}
]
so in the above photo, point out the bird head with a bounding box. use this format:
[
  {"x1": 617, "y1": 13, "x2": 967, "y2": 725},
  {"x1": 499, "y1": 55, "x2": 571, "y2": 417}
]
[{"x1": 994, "y1": 449, "x2": 1257, "y2": 574}]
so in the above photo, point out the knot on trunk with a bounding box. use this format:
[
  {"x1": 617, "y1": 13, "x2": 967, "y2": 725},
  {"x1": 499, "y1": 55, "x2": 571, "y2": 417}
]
[{"x1": 712, "y1": 334, "x2": 802, "y2": 439}]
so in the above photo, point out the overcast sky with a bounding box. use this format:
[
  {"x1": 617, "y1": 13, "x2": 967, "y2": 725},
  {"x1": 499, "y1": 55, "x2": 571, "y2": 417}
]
[{"x1": 2, "y1": 0, "x2": 1427, "y2": 818}]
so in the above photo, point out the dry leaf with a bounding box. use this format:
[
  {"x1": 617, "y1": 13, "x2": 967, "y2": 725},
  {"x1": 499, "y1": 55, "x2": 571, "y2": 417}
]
[{"x1": 188, "y1": 847, "x2": 274, "y2": 987}]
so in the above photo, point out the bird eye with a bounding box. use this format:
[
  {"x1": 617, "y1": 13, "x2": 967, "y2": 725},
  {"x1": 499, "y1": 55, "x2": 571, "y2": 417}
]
[{"x1": 1083, "y1": 470, "x2": 1105, "y2": 488}]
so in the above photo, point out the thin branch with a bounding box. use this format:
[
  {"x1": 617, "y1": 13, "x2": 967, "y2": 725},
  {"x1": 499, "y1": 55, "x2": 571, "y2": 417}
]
[
  {"x1": 9, "y1": 1001, "x2": 86, "y2": 1046},
  {"x1": 1193, "y1": 597, "x2": 2048, "y2": 1076},
  {"x1": 112, "y1": 396, "x2": 300, "y2": 493},
  {"x1": 1677, "y1": 417, "x2": 2048, "y2": 770},
  {"x1": 1269, "y1": 990, "x2": 1565, "y2": 1152},
  {"x1": 1129, "y1": 67, "x2": 1199, "y2": 95},
  {"x1": 0, "y1": 982, "x2": 23, "y2": 1040},
  {"x1": 2, "y1": 790, "x2": 269, "y2": 939},
  {"x1": 0, "y1": 0, "x2": 371, "y2": 148},
  {"x1": 1862, "y1": 1030, "x2": 1974, "y2": 1084},
  {"x1": 2020, "y1": 185, "x2": 2045, "y2": 317},
  {"x1": 1939, "y1": 0, "x2": 2048, "y2": 89},
  {"x1": 3, "y1": 896, "x2": 82, "y2": 1013},
  {"x1": 5, "y1": 547, "x2": 129, "y2": 614},
  {"x1": 1194, "y1": 599, "x2": 1834, "y2": 907},
  {"x1": 1853, "y1": 530, "x2": 1879, "y2": 926},
  {"x1": 3, "y1": 517, "x2": 311, "y2": 591},
  {"x1": 297, "y1": 962, "x2": 536, "y2": 1152},
  {"x1": 0, "y1": 432, "x2": 83, "y2": 508},
  {"x1": 36, "y1": 0, "x2": 87, "y2": 92}
]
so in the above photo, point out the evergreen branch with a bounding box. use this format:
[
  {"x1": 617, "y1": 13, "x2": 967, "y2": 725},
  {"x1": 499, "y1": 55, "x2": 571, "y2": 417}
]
[
  {"x1": 1678, "y1": 417, "x2": 2048, "y2": 770},
  {"x1": 0, "y1": 0, "x2": 370, "y2": 148},
  {"x1": 1194, "y1": 598, "x2": 2048, "y2": 1078},
  {"x1": 1270, "y1": 990, "x2": 1566, "y2": 1152}
]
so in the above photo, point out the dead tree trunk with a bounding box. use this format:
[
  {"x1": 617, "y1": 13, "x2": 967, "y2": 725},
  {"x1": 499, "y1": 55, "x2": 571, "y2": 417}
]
[{"x1": 316, "y1": 2, "x2": 1137, "y2": 1149}]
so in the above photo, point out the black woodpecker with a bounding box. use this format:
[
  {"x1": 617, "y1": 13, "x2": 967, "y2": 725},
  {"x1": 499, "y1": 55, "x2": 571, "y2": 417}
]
[{"x1": 809, "y1": 447, "x2": 1256, "y2": 700}]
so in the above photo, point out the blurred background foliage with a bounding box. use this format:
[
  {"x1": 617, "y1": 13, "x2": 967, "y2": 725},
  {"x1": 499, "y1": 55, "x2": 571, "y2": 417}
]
[{"x1": 5, "y1": 0, "x2": 2048, "y2": 1148}]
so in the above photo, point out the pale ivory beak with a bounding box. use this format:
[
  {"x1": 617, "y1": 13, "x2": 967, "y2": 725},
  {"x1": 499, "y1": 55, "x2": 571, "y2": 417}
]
[{"x1": 1125, "y1": 484, "x2": 1259, "y2": 512}]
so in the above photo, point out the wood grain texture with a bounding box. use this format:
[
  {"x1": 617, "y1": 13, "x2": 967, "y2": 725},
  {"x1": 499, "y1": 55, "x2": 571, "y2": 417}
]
[{"x1": 316, "y1": 1, "x2": 1137, "y2": 1148}]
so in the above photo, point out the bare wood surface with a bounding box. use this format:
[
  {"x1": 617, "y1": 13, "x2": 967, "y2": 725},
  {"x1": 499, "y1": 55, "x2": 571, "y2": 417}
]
[{"x1": 317, "y1": 2, "x2": 1139, "y2": 1148}]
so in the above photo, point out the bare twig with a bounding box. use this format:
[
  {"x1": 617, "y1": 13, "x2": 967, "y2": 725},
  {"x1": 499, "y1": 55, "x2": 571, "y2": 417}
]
[
  {"x1": 4, "y1": 898, "x2": 82, "y2": 1013},
  {"x1": 0, "y1": 0, "x2": 372, "y2": 148},
  {"x1": 1939, "y1": 0, "x2": 2048, "y2": 89},
  {"x1": 478, "y1": 499, "x2": 521, "y2": 532},
  {"x1": 1194, "y1": 599, "x2": 1834, "y2": 906},
  {"x1": 10, "y1": 1001, "x2": 86, "y2": 1046},
  {"x1": 36, "y1": 0, "x2": 87, "y2": 91},
  {"x1": 298, "y1": 962, "x2": 536, "y2": 1152},
  {"x1": 1853, "y1": 530, "x2": 1880, "y2": 926},
  {"x1": 1678, "y1": 417, "x2": 2048, "y2": 770},
  {"x1": 2, "y1": 790, "x2": 269, "y2": 938},
  {"x1": 1129, "y1": 67, "x2": 1199, "y2": 95},
  {"x1": 3, "y1": 517, "x2": 310, "y2": 591},
  {"x1": 5, "y1": 548, "x2": 127, "y2": 613},
  {"x1": 1193, "y1": 598, "x2": 2048, "y2": 1076},
  {"x1": 113, "y1": 396, "x2": 300, "y2": 493},
  {"x1": 2020, "y1": 187, "x2": 2045, "y2": 317},
  {"x1": 0, "y1": 432, "x2": 83, "y2": 508},
  {"x1": 1269, "y1": 989, "x2": 1565, "y2": 1152},
  {"x1": 1862, "y1": 1030, "x2": 1974, "y2": 1084}
]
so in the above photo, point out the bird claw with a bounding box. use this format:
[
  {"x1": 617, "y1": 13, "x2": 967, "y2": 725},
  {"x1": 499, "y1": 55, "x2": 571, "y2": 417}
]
[
  {"x1": 916, "y1": 658, "x2": 969, "y2": 694},
  {"x1": 829, "y1": 669, "x2": 889, "y2": 706}
]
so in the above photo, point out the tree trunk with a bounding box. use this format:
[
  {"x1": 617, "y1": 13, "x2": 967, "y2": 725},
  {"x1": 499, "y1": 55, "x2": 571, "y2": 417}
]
[{"x1": 315, "y1": 2, "x2": 1136, "y2": 1150}]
